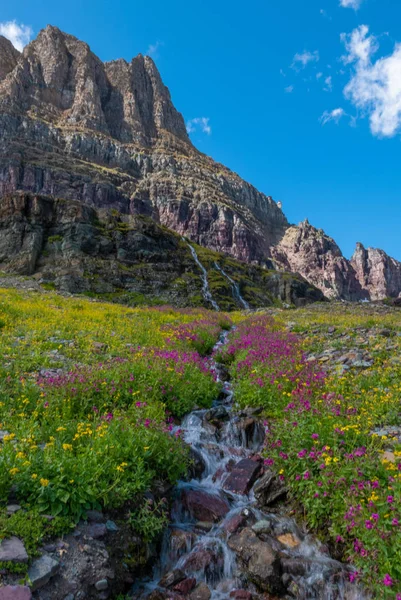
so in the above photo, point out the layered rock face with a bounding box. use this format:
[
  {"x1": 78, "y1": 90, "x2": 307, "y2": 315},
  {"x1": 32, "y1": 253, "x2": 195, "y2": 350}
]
[
  {"x1": 272, "y1": 220, "x2": 367, "y2": 301},
  {"x1": 0, "y1": 25, "x2": 288, "y2": 267},
  {"x1": 351, "y1": 243, "x2": 401, "y2": 301}
]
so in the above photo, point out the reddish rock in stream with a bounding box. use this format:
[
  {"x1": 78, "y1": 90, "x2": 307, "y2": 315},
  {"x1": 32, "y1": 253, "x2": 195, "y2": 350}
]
[
  {"x1": 223, "y1": 458, "x2": 262, "y2": 495},
  {"x1": 181, "y1": 489, "x2": 230, "y2": 522}
]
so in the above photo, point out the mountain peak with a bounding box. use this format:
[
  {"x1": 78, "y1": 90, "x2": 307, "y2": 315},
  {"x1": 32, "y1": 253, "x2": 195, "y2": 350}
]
[{"x1": 0, "y1": 25, "x2": 189, "y2": 145}]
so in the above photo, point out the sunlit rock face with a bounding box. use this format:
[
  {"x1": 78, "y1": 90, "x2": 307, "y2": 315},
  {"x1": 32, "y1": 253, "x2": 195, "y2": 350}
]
[{"x1": 351, "y1": 242, "x2": 401, "y2": 301}]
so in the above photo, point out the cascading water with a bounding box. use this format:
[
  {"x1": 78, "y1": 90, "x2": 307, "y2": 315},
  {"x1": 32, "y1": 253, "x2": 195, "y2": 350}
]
[
  {"x1": 183, "y1": 239, "x2": 220, "y2": 311},
  {"x1": 132, "y1": 331, "x2": 367, "y2": 600},
  {"x1": 214, "y1": 262, "x2": 250, "y2": 310}
]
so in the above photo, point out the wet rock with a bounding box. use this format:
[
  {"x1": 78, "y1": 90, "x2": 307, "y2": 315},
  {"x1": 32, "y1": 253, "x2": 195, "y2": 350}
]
[
  {"x1": 277, "y1": 533, "x2": 300, "y2": 548},
  {"x1": 189, "y1": 583, "x2": 211, "y2": 600},
  {"x1": 228, "y1": 528, "x2": 283, "y2": 594},
  {"x1": 252, "y1": 520, "x2": 273, "y2": 535},
  {"x1": 188, "y1": 448, "x2": 206, "y2": 480},
  {"x1": 205, "y1": 406, "x2": 229, "y2": 423},
  {"x1": 223, "y1": 513, "x2": 246, "y2": 535},
  {"x1": 159, "y1": 569, "x2": 186, "y2": 588},
  {"x1": 173, "y1": 578, "x2": 196, "y2": 594},
  {"x1": 253, "y1": 472, "x2": 286, "y2": 508},
  {"x1": 223, "y1": 458, "x2": 262, "y2": 495},
  {"x1": 169, "y1": 528, "x2": 196, "y2": 559},
  {"x1": 235, "y1": 418, "x2": 265, "y2": 449},
  {"x1": 0, "y1": 587, "x2": 31, "y2": 600},
  {"x1": 0, "y1": 537, "x2": 28, "y2": 563},
  {"x1": 183, "y1": 549, "x2": 221, "y2": 577},
  {"x1": 28, "y1": 555, "x2": 60, "y2": 591},
  {"x1": 181, "y1": 489, "x2": 230, "y2": 522}
]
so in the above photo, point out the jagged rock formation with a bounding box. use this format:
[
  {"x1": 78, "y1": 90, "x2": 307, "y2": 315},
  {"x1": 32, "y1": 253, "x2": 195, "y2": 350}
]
[
  {"x1": 0, "y1": 25, "x2": 287, "y2": 267},
  {"x1": 0, "y1": 25, "x2": 399, "y2": 302},
  {"x1": 0, "y1": 192, "x2": 324, "y2": 308},
  {"x1": 351, "y1": 243, "x2": 401, "y2": 301},
  {"x1": 272, "y1": 220, "x2": 367, "y2": 301}
]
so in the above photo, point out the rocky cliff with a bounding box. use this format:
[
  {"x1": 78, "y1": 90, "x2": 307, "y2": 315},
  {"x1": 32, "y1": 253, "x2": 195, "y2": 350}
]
[
  {"x1": 271, "y1": 220, "x2": 367, "y2": 301},
  {"x1": 351, "y1": 242, "x2": 401, "y2": 301},
  {"x1": 0, "y1": 191, "x2": 323, "y2": 308},
  {"x1": 0, "y1": 25, "x2": 399, "y2": 302}
]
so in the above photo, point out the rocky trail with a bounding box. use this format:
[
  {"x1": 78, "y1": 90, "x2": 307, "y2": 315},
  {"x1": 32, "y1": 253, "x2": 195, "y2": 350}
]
[{"x1": 132, "y1": 331, "x2": 366, "y2": 600}]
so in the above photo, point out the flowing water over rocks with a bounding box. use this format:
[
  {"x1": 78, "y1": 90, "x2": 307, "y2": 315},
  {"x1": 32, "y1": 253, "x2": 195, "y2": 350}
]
[
  {"x1": 184, "y1": 240, "x2": 220, "y2": 312},
  {"x1": 214, "y1": 263, "x2": 250, "y2": 310},
  {"x1": 132, "y1": 332, "x2": 366, "y2": 600}
]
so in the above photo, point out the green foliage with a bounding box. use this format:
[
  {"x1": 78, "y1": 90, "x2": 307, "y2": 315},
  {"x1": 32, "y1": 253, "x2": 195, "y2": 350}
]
[
  {"x1": 0, "y1": 510, "x2": 73, "y2": 557},
  {"x1": 47, "y1": 235, "x2": 63, "y2": 244},
  {"x1": 129, "y1": 498, "x2": 169, "y2": 542}
]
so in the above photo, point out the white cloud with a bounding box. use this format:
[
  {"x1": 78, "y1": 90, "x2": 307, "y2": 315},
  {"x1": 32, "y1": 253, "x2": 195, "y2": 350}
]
[
  {"x1": 316, "y1": 72, "x2": 323, "y2": 80},
  {"x1": 341, "y1": 24, "x2": 378, "y2": 65},
  {"x1": 146, "y1": 40, "x2": 163, "y2": 57},
  {"x1": 284, "y1": 85, "x2": 294, "y2": 93},
  {"x1": 320, "y1": 107, "x2": 346, "y2": 125},
  {"x1": 186, "y1": 117, "x2": 212, "y2": 135},
  {"x1": 342, "y1": 25, "x2": 401, "y2": 137},
  {"x1": 292, "y1": 50, "x2": 320, "y2": 69},
  {"x1": 324, "y1": 75, "x2": 333, "y2": 91},
  {"x1": 340, "y1": 0, "x2": 363, "y2": 9},
  {"x1": 0, "y1": 20, "x2": 32, "y2": 51}
]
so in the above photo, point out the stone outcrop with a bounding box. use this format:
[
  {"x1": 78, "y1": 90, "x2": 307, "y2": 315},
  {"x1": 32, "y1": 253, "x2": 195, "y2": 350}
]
[
  {"x1": 351, "y1": 242, "x2": 401, "y2": 301},
  {"x1": 272, "y1": 219, "x2": 366, "y2": 301}
]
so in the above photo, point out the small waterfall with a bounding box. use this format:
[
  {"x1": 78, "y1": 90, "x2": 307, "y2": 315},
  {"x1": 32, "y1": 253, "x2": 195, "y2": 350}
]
[
  {"x1": 184, "y1": 239, "x2": 220, "y2": 311},
  {"x1": 214, "y1": 262, "x2": 250, "y2": 310}
]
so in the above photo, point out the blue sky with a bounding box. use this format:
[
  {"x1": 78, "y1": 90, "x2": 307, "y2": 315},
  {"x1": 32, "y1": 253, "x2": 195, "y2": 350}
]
[{"x1": 1, "y1": 0, "x2": 401, "y2": 260}]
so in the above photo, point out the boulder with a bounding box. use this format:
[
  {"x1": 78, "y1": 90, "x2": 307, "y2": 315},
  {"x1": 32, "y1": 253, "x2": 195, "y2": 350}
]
[
  {"x1": 0, "y1": 537, "x2": 28, "y2": 563},
  {"x1": 181, "y1": 489, "x2": 230, "y2": 522},
  {"x1": 223, "y1": 458, "x2": 262, "y2": 495},
  {"x1": 188, "y1": 448, "x2": 207, "y2": 480},
  {"x1": 253, "y1": 471, "x2": 286, "y2": 508},
  {"x1": 173, "y1": 578, "x2": 197, "y2": 594},
  {"x1": 28, "y1": 555, "x2": 60, "y2": 591},
  {"x1": 228, "y1": 528, "x2": 283, "y2": 594}
]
